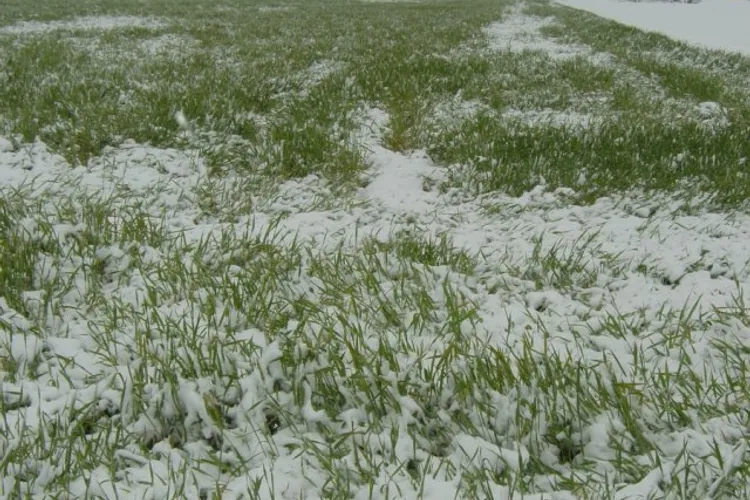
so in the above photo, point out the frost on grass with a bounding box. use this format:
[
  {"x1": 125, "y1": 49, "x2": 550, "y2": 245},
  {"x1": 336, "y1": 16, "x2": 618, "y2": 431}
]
[{"x1": 0, "y1": 16, "x2": 167, "y2": 36}]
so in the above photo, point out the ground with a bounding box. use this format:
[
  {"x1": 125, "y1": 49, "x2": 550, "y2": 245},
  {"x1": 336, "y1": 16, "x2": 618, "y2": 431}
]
[{"x1": 0, "y1": 1, "x2": 749, "y2": 499}]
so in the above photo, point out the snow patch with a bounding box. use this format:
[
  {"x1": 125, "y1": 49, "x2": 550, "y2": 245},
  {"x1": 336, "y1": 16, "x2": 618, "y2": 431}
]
[
  {"x1": 501, "y1": 107, "x2": 600, "y2": 130},
  {"x1": 694, "y1": 101, "x2": 730, "y2": 131},
  {"x1": 258, "y1": 5, "x2": 293, "y2": 12},
  {"x1": 303, "y1": 60, "x2": 343, "y2": 88},
  {"x1": 362, "y1": 147, "x2": 444, "y2": 215},
  {"x1": 557, "y1": 0, "x2": 750, "y2": 56},
  {"x1": 354, "y1": 106, "x2": 445, "y2": 216},
  {"x1": 139, "y1": 34, "x2": 198, "y2": 56},
  {"x1": 0, "y1": 139, "x2": 206, "y2": 214},
  {"x1": 428, "y1": 94, "x2": 488, "y2": 129},
  {"x1": 485, "y1": 6, "x2": 598, "y2": 61},
  {"x1": 0, "y1": 16, "x2": 167, "y2": 36}
]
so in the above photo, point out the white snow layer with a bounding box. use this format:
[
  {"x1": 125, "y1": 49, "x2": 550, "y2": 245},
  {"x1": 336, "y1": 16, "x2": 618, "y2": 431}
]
[
  {"x1": 2, "y1": 106, "x2": 750, "y2": 499},
  {"x1": 556, "y1": 0, "x2": 750, "y2": 56}
]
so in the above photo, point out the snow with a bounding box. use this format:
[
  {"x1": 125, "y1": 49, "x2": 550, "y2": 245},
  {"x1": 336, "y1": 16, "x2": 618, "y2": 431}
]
[
  {"x1": 297, "y1": 60, "x2": 344, "y2": 96},
  {"x1": 0, "y1": 16, "x2": 167, "y2": 35},
  {"x1": 363, "y1": 146, "x2": 444, "y2": 215},
  {"x1": 6, "y1": 109, "x2": 748, "y2": 499},
  {"x1": 485, "y1": 5, "x2": 594, "y2": 60},
  {"x1": 257, "y1": 5, "x2": 293, "y2": 13},
  {"x1": 0, "y1": 139, "x2": 206, "y2": 215},
  {"x1": 556, "y1": 0, "x2": 750, "y2": 56},
  {"x1": 1, "y1": 3, "x2": 749, "y2": 499},
  {"x1": 501, "y1": 107, "x2": 599, "y2": 129},
  {"x1": 138, "y1": 34, "x2": 198, "y2": 57}
]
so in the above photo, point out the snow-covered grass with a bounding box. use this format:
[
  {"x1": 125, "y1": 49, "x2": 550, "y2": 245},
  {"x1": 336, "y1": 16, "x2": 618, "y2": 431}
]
[
  {"x1": 1, "y1": 1, "x2": 750, "y2": 498},
  {"x1": 556, "y1": 0, "x2": 750, "y2": 57}
]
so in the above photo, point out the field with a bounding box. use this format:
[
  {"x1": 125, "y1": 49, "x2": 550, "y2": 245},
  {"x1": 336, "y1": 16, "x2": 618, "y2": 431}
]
[{"x1": 1, "y1": 0, "x2": 750, "y2": 498}]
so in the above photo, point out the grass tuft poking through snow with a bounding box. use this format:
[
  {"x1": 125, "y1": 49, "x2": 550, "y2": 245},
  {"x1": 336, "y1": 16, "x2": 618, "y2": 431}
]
[{"x1": 1, "y1": 1, "x2": 750, "y2": 499}]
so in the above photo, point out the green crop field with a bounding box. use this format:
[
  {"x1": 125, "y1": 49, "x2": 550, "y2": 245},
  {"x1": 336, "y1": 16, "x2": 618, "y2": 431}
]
[{"x1": 1, "y1": 1, "x2": 749, "y2": 498}]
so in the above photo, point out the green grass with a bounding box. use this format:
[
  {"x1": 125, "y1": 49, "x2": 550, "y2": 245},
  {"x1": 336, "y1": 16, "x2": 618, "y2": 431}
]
[
  {"x1": 2, "y1": 0, "x2": 749, "y2": 203},
  {"x1": 430, "y1": 112, "x2": 750, "y2": 204},
  {"x1": 1, "y1": 0, "x2": 750, "y2": 498}
]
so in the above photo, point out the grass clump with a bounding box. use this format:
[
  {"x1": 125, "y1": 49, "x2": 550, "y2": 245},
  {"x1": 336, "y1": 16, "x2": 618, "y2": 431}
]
[{"x1": 430, "y1": 111, "x2": 750, "y2": 205}]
